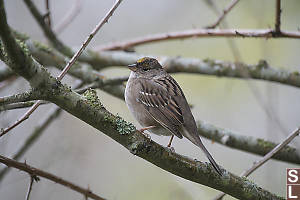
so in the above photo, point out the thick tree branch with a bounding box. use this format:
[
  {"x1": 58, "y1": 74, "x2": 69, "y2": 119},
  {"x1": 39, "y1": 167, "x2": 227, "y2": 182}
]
[
  {"x1": 197, "y1": 121, "x2": 300, "y2": 164},
  {"x1": 0, "y1": 0, "x2": 123, "y2": 136},
  {"x1": 0, "y1": 91, "x2": 41, "y2": 106},
  {"x1": 0, "y1": 10, "x2": 283, "y2": 198},
  {"x1": 214, "y1": 127, "x2": 300, "y2": 200},
  {"x1": 0, "y1": 101, "x2": 38, "y2": 111},
  {"x1": 0, "y1": 66, "x2": 14, "y2": 82},
  {"x1": 42, "y1": 82, "x2": 282, "y2": 200},
  {"x1": 3, "y1": 34, "x2": 299, "y2": 164},
  {"x1": 0, "y1": 155, "x2": 105, "y2": 200},
  {"x1": 0, "y1": 3, "x2": 57, "y2": 88},
  {"x1": 90, "y1": 51, "x2": 300, "y2": 89},
  {"x1": 4, "y1": 36, "x2": 299, "y2": 164},
  {"x1": 23, "y1": 0, "x2": 72, "y2": 56},
  {"x1": 12, "y1": 33, "x2": 300, "y2": 90}
]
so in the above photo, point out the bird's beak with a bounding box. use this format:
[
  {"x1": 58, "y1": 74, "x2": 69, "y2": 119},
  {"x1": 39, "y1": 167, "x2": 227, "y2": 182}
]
[{"x1": 128, "y1": 63, "x2": 137, "y2": 72}]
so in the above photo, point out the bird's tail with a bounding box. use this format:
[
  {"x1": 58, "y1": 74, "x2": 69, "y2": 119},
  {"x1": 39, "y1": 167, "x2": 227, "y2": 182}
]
[
  {"x1": 182, "y1": 127, "x2": 223, "y2": 175},
  {"x1": 190, "y1": 135, "x2": 222, "y2": 175},
  {"x1": 198, "y1": 141, "x2": 223, "y2": 176}
]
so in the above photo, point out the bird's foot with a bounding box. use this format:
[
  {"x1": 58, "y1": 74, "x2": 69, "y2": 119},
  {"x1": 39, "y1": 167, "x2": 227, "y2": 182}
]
[
  {"x1": 167, "y1": 146, "x2": 175, "y2": 153},
  {"x1": 138, "y1": 126, "x2": 155, "y2": 140}
]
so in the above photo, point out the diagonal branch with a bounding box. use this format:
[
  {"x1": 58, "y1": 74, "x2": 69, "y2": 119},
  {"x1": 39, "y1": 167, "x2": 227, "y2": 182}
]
[
  {"x1": 25, "y1": 175, "x2": 36, "y2": 200},
  {"x1": 206, "y1": 0, "x2": 240, "y2": 29},
  {"x1": 45, "y1": 82, "x2": 284, "y2": 200},
  {"x1": 0, "y1": 0, "x2": 123, "y2": 137},
  {"x1": 56, "y1": 0, "x2": 124, "y2": 80},
  {"x1": 23, "y1": 0, "x2": 116, "y2": 70},
  {"x1": 213, "y1": 127, "x2": 300, "y2": 200},
  {"x1": 54, "y1": 0, "x2": 83, "y2": 34},
  {"x1": 0, "y1": 155, "x2": 105, "y2": 200},
  {"x1": 0, "y1": 106, "x2": 62, "y2": 181}
]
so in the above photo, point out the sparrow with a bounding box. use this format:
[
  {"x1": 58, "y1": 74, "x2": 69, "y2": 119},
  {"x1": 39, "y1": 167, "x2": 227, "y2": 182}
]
[{"x1": 125, "y1": 57, "x2": 222, "y2": 175}]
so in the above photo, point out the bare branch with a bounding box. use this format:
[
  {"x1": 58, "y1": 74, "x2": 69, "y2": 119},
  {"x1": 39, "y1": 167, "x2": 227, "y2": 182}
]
[
  {"x1": 0, "y1": 101, "x2": 41, "y2": 138},
  {"x1": 275, "y1": 0, "x2": 281, "y2": 33},
  {"x1": 54, "y1": 0, "x2": 83, "y2": 34},
  {"x1": 57, "y1": 0, "x2": 124, "y2": 80},
  {"x1": 0, "y1": 0, "x2": 123, "y2": 136},
  {"x1": 25, "y1": 175, "x2": 36, "y2": 200},
  {"x1": 96, "y1": 29, "x2": 300, "y2": 51},
  {"x1": 45, "y1": 0, "x2": 51, "y2": 27},
  {"x1": 23, "y1": 0, "x2": 117, "y2": 70},
  {"x1": 0, "y1": 155, "x2": 105, "y2": 200},
  {"x1": 213, "y1": 127, "x2": 300, "y2": 200},
  {"x1": 206, "y1": 0, "x2": 240, "y2": 29},
  {"x1": 197, "y1": 121, "x2": 300, "y2": 164},
  {"x1": 0, "y1": 106, "x2": 62, "y2": 181}
]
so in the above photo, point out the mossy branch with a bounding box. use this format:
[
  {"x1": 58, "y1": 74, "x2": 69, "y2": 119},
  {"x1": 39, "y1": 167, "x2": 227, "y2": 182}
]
[
  {"x1": 197, "y1": 121, "x2": 300, "y2": 164},
  {"x1": 47, "y1": 82, "x2": 283, "y2": 200},
  {"x1": 2, "y1": 32, "x2": 299, "y2": 165},
  {"x1": 0, "y1": 2, "x2": 284, "y2": 198}
]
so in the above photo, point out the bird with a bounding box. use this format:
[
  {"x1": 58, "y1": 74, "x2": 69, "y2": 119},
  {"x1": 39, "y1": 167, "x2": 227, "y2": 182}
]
[{"x1": 125, "y1": 57, "x2": 222, "y2": 175}]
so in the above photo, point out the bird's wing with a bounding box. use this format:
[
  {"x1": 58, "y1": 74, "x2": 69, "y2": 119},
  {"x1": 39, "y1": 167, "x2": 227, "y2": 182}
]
[{"x1": 137, "y1": 75, "x2": 185, "y2": 139}]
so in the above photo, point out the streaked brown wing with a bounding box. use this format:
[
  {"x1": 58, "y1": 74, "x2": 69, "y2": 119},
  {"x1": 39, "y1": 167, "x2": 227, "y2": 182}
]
[{"x1": 137, "y1": 76, "x2": 185, "y2": 139}]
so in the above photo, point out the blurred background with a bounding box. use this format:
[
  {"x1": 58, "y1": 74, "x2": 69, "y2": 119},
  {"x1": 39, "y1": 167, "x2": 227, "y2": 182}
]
[{"x1": 1, "y1": 0, "x2": 300, "y2": 199}]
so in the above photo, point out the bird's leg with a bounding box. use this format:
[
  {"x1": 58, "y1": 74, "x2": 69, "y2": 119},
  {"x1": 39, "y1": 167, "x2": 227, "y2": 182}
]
[
  {"x1": 138, "y1": 125, "x2": 156, "y2": 133},
  {"x1": 167, "y1": 135, "x2": 174, "y2": 147},
  {"x1": 138, "y1": 125, "x2": 156, "y2": 140}
]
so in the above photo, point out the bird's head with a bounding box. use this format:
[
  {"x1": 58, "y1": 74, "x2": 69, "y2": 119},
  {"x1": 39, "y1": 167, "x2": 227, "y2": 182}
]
[{"x1": 128, "y1": 57, "x2": 163, "y2": 76}]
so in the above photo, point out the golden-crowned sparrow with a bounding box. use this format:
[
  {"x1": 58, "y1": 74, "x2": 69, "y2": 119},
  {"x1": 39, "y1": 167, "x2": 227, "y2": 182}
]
[{"x1": 125, "y1": 57, "x2": 222, "y2": 175}]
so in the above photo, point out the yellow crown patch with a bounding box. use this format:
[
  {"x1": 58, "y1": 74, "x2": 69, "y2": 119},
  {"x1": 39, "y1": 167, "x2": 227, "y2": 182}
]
[{"x1": 137, "y1": 57, "x2": 147, "y2": 63}]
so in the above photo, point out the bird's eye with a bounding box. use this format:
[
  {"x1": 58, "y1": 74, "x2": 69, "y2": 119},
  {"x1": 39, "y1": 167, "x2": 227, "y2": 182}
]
[{"x1": 143, "y1": 68, "x2": 150, "y2": 72}]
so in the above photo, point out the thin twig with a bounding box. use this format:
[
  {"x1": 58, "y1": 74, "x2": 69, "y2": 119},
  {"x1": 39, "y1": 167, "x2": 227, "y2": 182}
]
[
  {"x1": 54, "y1": 0, "x2": 83, "y2": 34},
  {"x1": 57, "y1": 0, "x2": 123, "y2": 80},
  {"x1": 0, "y1": 101, "x2": 41, "y2": 138},
  {"x1": 0, "y1": 106, "x2": 62, "y2": 181},
  {"x1": 213, "y1": 128, "x2": 300, "y2": 200},
  {"x1": 45, "y1": 0, "x2": 51, "y2": 27},
  {"x1": 0, "y1": 0, "x2": 123, "y2": 137},
  {"x1": 206, "y1": 0, "x2": 240, "y2": 29},
  {"x1": 25, "y1": 176, "x2": 35, "y2": 200},
  {"x1": 275, "y1": 0, "x2": 281, "y2": 32},
  {"x1": 95, "y1": 29, "x2": 300, "y2": 51},
  {"x1": 0, "y1": 155, "x2": 105, "y2": 200}
]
